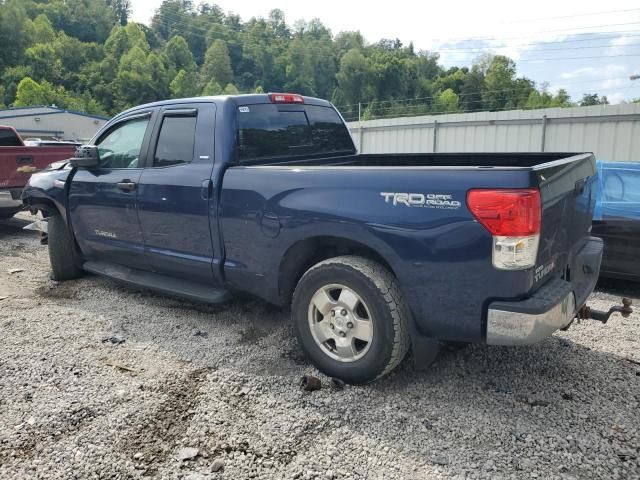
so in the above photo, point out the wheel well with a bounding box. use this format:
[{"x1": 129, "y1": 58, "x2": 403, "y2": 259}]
[
  {"x1": 26, "y1": 198, "x2": 60, "y2": 218},
  {"x1": 278, "y1": 236, "x2": 395, "y2": 304}
]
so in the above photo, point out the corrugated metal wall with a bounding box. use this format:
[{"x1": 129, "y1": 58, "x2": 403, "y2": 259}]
[{"x1": 346, "y1": 103, "x2": 640, "y2": 161}]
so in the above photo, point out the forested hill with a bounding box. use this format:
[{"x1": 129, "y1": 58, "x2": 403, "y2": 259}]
[{"x1": 0, "y1": 0, "x2": 613, "y2": 120}]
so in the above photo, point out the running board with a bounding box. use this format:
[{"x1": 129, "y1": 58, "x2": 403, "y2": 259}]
[{"x1": 83, "y1": 261, "x2": 232, "y2": 304}]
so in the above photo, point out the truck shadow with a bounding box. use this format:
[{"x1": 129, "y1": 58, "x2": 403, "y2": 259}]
[
  {"x1": 0, "y1": 216, "x2": 32, "y2": 236},
  {"x1": 340, "y1": 335, "x2": 639, "y2": 476},
  {"x1": 596, "y1": 277, "x2": 640, "y2": 299}
]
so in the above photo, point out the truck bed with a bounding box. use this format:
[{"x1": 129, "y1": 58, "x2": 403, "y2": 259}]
[
  {"x1": 221, "y1": 150, "x2": 596, "y2": 342},
  {"x1": 256, "y1": 152, "x2": 588, "y2": 168}
]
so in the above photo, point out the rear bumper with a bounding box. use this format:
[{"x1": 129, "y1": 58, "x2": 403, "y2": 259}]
[
  {"x1": 0, "y1": 188, "x2": 23, "y2": 216},
  {"x1": 486, "y1": 236, "x2": 603, "y2": 345},
  {"x1": 487, "y1": 278, "x2": 575, "y2": 345}
]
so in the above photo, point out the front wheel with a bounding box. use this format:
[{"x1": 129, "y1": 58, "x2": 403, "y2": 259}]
[
  {"x1": 47, "y1": 214, "x2": 83, "y2": 281},
  {"x1": 292, "y1": 256, "x2": 410, "y2": 384}
]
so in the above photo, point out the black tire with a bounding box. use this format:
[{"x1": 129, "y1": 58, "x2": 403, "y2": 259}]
[
  {"x1": 48, "y1": 214, "x2": 83, "y2": 281},
  {"x1": 292, "y1": 256, "x2": 410, "y2": 384}
]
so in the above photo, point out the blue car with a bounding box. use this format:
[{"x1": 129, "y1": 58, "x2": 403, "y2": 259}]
[
  {"x1": 592, "y1": 161, "x2": 640, "y2": 281},
  {"x1": 21, "y1": 94, "x2": 610, "y2": 383}
]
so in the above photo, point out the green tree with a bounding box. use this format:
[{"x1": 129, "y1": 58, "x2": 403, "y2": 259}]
[
  {"x1": 580, "y1": 93, "x2": 609, "y2": 106},
  {"x1": 113, "y1": 45, "x2": 167, "y2": 109},
  {"x1": 335, "y1": 49, "x2": 371, "y2": 107},
  {"x1": 482, "y1": 55, "x2": 517, "y2": 110},
  {"x1": 165, "y1": 35, "x2": 196, "y2": 74},
  {"x1": 268, "y1": 9, "x2": 290, "y2": 39},
  {"x1": 434, "y1": 88, "x2": 459, "y2": 113},
  {"x1": 0, "y1": 2, "x2": 34, "y2": 73},
  {"x1": 151, "y1": 0, "x2": 195, "y2": 40},
  {"x1": 202, "y1": 39, "x2": 234, "y2": 87},
  {"x1": 334, "y1": 31, "x2": 365, "y2": 57},
  {"x1": 107, "y1": 0, "x2": 131, "y2": 26},
  {"x1": 550, "y1": 89, "x2": 573, "y2": 107},
  {"x1": 1, "y1": 66, "x2": 34, "y2": 105},
  {"x1": 201, "y1": 79, "x2": 223, "y2": 96},
  {"x1": 32, "y1": 14, "x2": 56, "y2": 44},
  {"x1": 459, "y1": 65, "x2": 484, "y2": 112},
  {"x1": 35, "y1": 0, "x2": 116, "y2": 43},
  {"x1": 223, "y1": 83, "x2": 240, "y2": 94},
  {"x1": 25, "y1": 43, "x2": 60, "y2": 81},
  {"x1": 169, "y1": 69, "x2": 199, "y2": 98},
  {"x1": 14, "y1": 77, "x2": 55, "y2": 106},
  {"x1": 13, "y1": 76, "x2": 100, "y2": 113}
]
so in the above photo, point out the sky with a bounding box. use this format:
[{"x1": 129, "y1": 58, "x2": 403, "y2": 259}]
[{"x1": 130, "y1": 0, "x2": 640, "y2": 104}]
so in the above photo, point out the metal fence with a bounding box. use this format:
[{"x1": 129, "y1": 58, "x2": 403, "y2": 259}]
[{"x1": 346, "y1": 103, "x2": 640, "y2": 161}]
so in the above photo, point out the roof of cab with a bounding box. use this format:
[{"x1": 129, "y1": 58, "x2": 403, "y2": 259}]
[{"x1": 112, "y1": 94, "x2": 333, "y2": 122}]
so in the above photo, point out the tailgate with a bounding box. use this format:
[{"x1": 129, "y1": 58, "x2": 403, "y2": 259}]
[
  {"x1": 533, "y1": 153, "x2": 597, "y2": 288},
  {"x1": 0, "y1": 146, "x2": 76, "y2": 188}
]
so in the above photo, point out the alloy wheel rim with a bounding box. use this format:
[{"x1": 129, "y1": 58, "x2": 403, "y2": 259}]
[{"x1": 307, "y1": 284, "x2": 373, "y2": 362}]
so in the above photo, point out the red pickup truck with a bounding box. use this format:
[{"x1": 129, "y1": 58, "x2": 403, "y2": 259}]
[{"x1": 0, "y1": 125, "x2": 78, "y2": 218}]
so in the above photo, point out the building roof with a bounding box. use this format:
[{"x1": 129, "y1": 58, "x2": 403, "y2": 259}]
[{"x1": 0, "y1": 105, "x2": 109, "y2": 121}]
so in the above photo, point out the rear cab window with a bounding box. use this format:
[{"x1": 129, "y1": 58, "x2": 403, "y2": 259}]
[
  {"x1": 0, "y1": 128, "x2": 23, "y2": 147},
  {"x1": 236, "y1": 103, "x2": 355, "y2": 163}
]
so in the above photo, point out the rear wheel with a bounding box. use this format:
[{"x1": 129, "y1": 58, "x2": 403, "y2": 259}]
[
  {"x1": 48, "y1": 214, "x2": 82, "y2": 281},
  {"x1": 292, "y1": 256, "x2": 410, "y2": 384}
]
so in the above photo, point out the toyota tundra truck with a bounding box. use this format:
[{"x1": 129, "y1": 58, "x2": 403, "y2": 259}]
[
  {"x1": 0, "y1": 125, "x2": 77, "y2": 219},
  {"x1": 21, "y1": 93, "x2": 628, "y2": 384}
]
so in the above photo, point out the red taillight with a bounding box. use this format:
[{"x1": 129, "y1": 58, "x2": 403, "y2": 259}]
[
  {"x1": 269, "y1": 93, "x2": 304, "y2": 104},
  {"x1": 467, "y1": 189, "x2": 541, "y2": 236}
]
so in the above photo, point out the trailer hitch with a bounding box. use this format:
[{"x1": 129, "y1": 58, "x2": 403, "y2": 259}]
[{"x1": 577, "y1": 298, "x2": 633, "y2": 324}]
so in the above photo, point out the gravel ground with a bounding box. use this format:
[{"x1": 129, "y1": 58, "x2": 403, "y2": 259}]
[{"x1": 1, "y1": 213, "x2": 639, "y2": 480}]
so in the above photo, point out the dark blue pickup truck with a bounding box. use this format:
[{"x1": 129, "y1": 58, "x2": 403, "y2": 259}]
[{"x1": 22, "y1": 93, "x2": 616, "y2": 383}]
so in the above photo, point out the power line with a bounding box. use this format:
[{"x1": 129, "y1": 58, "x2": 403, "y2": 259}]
[
  {"x1": 333, "y1": 76, "x2": 635, "y2": 111},
  {"x1": 420, "y1": 22, "x2": 640, "y2": 45},
  {"x1": 340, "y1": 101, "x2": 617, "y2": 122},
  {"x1": 153, "y1": 7, "x2": 640, "y2": 46},
  {"x1": 150, "y1": 8, "x2": 640, "y2": 70},
  {"x1": 449, "y1": 32, "x2": 640, "y2": 54},
  {"x1": 153, "y1": 10, "x2": 640, "y2": 64},
  {"x1": 148, "y1": 8, "x2": 640, "y2": 105},
  {"x1": 152, "y1": 5, "x2": 640, "y2": 28},
  {"x1": 501, "y1": 8, "x2": 640, "y2": 24},
  {"x1": 434, "y1": 41, "x2": 640, "y2": 55},
  {"x1": 152, "y1": 11, "x2": 640, "y2": 65}
]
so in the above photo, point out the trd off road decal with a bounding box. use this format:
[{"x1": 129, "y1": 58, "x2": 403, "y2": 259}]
[{"x1": 380, "y1": 192, "x2": 461, "y2": 209}]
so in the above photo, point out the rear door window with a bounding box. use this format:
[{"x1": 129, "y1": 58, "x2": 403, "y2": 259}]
[
  {"x1": 153, "y1": 115, "x2": 197, "y2": 167},
  {"x1": 237, "y1": 104, "x2": 354, "y2": 162}
]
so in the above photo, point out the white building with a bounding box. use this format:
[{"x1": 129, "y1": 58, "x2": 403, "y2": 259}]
[{"x1": 0, "y1": 105, "x2": 108, "y2": 142}]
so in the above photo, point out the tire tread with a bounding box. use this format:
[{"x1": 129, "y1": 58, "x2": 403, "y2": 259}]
[
  {"x1": 295, "y1": 255, "x2": 410, "y2": 382},
  {"x1": 48, "y1": 215, "x2": 82, "y2": 281}
]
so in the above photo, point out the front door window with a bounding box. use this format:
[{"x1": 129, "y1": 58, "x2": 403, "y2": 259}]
[{"x1": 96, "y1": 117, "x2": 149, "y2": 169}]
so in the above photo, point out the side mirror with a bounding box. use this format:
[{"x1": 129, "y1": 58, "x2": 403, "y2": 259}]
[{"x1": 70, "y1": 145, "x2": 100, "y2": 169}]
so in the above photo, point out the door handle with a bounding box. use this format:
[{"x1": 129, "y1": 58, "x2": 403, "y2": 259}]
[
  {"x1": 117, "y1": 180, "x2": 137, "y2": 192},
  {"x1": 201, "y1": 179, "x2": 213, "y2": 200},
  {"x1": 17, "y1": 156, "x2": 34, "y2": 165}
]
